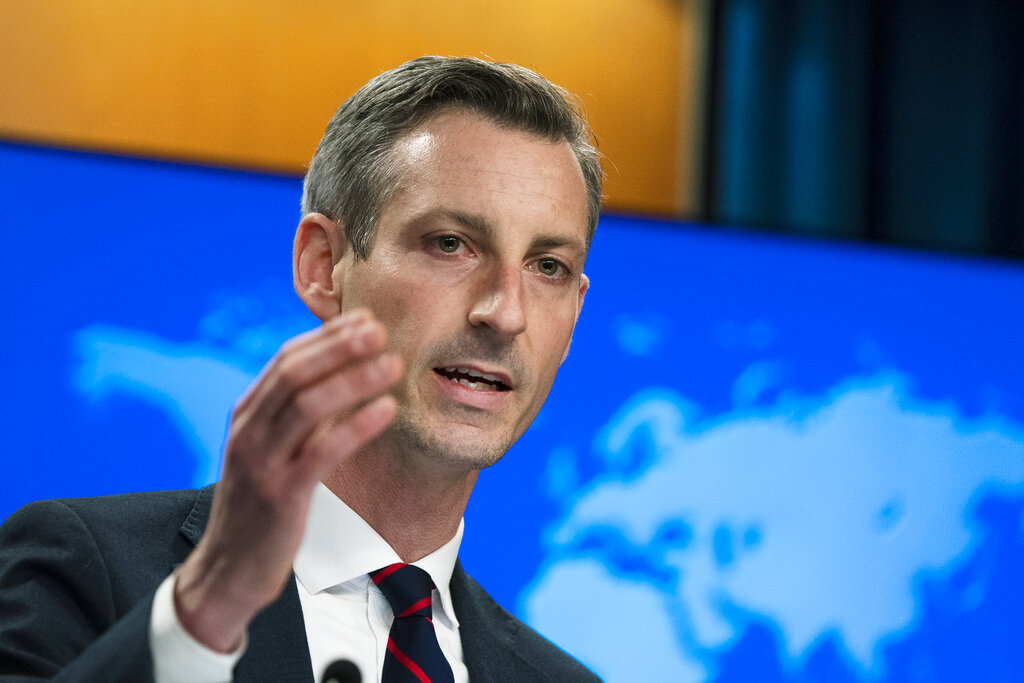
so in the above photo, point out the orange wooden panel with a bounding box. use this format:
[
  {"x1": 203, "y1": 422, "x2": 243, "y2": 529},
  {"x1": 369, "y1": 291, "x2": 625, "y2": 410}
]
[{"x1": 0, "y1": 1, "x2": 692, "y2": 214}]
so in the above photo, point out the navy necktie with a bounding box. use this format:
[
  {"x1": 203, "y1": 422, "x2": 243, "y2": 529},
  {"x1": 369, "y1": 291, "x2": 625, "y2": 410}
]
[{"x1": 371, "y1": 563, "x2": 455, "y2": 683}]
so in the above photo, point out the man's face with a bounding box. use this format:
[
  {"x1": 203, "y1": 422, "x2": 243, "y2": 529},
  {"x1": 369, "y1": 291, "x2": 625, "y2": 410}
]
[{"x1": 334, "y1": 109, "x2": 590, "y2": 470}]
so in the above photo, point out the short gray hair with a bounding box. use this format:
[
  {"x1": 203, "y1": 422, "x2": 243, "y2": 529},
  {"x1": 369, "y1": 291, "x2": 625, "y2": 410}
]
[{"x1": 301, "y1": 56, "x2": 603, "y2": 258}]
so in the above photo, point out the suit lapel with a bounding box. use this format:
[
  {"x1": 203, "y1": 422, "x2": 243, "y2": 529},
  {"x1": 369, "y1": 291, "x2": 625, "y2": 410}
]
[
  {"x1": 178, "y1": 485, "x2": 215, "y2": 546},
  {"x1": 451, "y1": 561, "x2": 531, "y2": 682},
  {"x1": 234, "y1": 577, "x2": 314, "y2": 681},
  {"x1": 177, "y1": 486, "x2": 315, "y2": 682}
]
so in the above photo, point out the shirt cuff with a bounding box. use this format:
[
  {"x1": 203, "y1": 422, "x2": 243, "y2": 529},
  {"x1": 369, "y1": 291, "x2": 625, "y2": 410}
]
[{"x1": 149, "y1": 572, "x2": 246, "y2": 683}]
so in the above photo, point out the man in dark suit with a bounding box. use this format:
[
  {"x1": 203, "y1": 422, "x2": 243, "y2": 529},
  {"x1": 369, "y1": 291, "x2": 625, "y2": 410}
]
[{"x1": 0, "y1": 56, "x2": 603, "y2": 681}]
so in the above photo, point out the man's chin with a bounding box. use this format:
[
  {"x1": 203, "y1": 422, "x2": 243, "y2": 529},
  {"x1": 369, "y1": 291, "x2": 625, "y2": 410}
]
[{"x1": 385, "y1": 413, "x2": 513, "y2": 472}]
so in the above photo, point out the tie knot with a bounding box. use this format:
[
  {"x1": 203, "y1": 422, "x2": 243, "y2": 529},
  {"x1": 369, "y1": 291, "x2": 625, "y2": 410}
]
[{"x1": 371, "y1": 563, "x2": 435, "y2": 619}]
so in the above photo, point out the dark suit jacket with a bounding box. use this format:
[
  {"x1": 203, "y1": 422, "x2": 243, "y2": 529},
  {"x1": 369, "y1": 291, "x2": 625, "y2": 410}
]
[{"x1": 0, "y1": 487, "x2": 600, "y2": 682}]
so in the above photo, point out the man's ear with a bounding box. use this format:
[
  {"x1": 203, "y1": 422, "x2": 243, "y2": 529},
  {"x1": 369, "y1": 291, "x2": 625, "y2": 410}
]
[
  {"x1": 560, "y1": 273, "x2": 589, "y2": 365},
  {"x1": 293, "y1": 212, "x2": 346, "y2": 321}
]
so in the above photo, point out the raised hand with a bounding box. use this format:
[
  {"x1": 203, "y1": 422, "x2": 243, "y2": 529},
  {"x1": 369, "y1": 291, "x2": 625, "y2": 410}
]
[{"x1": 173, "y1": 309, "x2": 402, "y2": 652}]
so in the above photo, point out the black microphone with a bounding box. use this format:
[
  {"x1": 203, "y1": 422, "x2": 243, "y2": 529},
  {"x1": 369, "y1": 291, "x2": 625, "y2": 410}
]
[{"x1": 321, "y1": 659, "x2": 362, "y2": 683}]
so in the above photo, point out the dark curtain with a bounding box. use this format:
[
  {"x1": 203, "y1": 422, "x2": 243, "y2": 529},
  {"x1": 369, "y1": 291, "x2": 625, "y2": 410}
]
[{"x1": 705, "y1": 0, "x2": 1024, "y2": 259}]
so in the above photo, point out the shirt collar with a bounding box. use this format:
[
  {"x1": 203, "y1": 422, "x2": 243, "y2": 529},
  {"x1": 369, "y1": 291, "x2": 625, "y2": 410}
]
[{"x1": 294, "y1": 482, "x2": 464, "y2": 624}]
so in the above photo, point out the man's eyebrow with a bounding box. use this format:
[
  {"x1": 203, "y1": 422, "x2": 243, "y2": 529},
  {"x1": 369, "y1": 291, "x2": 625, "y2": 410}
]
[
  {"x1": 441, "y1": 209, "x2": 495, "y2": 237},
  {"x1": 530, "y1": 235, "x2": 588, "y2": 263}
]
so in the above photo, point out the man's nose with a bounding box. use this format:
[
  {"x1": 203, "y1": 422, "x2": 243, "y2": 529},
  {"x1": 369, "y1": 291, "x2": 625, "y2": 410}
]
[{"x1": 467, "y1": 265, "x2": 528, "y2": 337}]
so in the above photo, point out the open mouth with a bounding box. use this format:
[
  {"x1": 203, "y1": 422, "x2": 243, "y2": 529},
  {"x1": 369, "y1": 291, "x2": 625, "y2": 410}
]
[{"x1": 434, "y1": 366, "x2": 511, "y2": 392}]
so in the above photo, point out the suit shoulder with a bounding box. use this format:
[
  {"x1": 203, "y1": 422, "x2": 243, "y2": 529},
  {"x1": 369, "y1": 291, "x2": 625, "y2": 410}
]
[
  {"x1": 60, "y1": 487, "x2": 208, "y2": 524},
  {"x1": 456, "y1": 569, "x2": 602, "y2": 682},
  {"x1": 5, "y1": 487, "x2": 208, "y2": 540},
  {"x1": 5, "y1": 487, "x2": 200, "y2": 529},
  {"x1": 509, "y1": 614, "x2": 602, "y2": 682},
  {"x1": 1, "y1": 487, "x2": 213, "y2": 612},
  {"x1": 0, "y1": 490, "x2": 200, "y2": 679}
]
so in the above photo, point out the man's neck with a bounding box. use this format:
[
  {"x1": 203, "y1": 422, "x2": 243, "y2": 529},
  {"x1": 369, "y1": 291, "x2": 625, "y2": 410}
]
[{"x1": 321, "y1": 446, "x2": 478, "y2": 563}]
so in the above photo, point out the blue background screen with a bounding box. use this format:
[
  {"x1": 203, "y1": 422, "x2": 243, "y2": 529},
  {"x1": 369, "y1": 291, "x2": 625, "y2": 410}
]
[{"x1": 3, "y1": 141, "x2": 1023, "y2": 681}]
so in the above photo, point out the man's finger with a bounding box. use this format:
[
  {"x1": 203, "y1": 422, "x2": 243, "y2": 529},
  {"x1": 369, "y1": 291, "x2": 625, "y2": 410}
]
[
  {"x1": 297, "y1": 393, "x2": 400, "y2": 480},
  {"x1": 265, "y1": 352, "x2": 403, "y2": 463},
  {"x1": 240, "y1": 311, "x2": 385, "y2": 424}
]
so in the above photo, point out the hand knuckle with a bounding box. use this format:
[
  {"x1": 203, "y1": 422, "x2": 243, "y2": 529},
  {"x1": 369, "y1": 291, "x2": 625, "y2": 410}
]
[
  {"x1": 290, "y1": 389, "x2": 317, "y2": 420},
  {"x1": 276, "y1": 358, "x2": 305, "y2": 391}
]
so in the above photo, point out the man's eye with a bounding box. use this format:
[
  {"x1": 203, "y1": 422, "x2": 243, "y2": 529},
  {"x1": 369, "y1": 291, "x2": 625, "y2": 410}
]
[
  {"x1": 437, "y1": 235, "x2": 461, "y2": 253},
  {"x1": 537, "y1": 258, "x2": 566, "y2": 277}
]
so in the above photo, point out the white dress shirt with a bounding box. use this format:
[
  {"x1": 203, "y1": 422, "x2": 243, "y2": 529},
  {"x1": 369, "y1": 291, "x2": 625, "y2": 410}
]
[{"x1": 150, "y1": 483, "x2": 469, "y2": 683}]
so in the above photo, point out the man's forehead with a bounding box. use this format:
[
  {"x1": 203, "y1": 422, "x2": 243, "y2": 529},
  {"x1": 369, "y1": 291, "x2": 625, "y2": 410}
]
[
  {"x1": 394, "y1": 109, "x2": 574, "y2": 173},
  {"x1": 386, "y1": 111, "x2": 589, "y2": 240}
]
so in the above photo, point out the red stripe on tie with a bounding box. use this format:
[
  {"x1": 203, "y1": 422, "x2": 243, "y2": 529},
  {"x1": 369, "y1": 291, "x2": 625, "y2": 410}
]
[
  {"x1": 387, "y1": 638, "x2": 433, "y2": 683},
  {"x1": 372, "y1": 563, "x2": 404, "y2": 584},
  {"x1": 398, "y1": 596, "x2": 432, "y2": 618}
]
